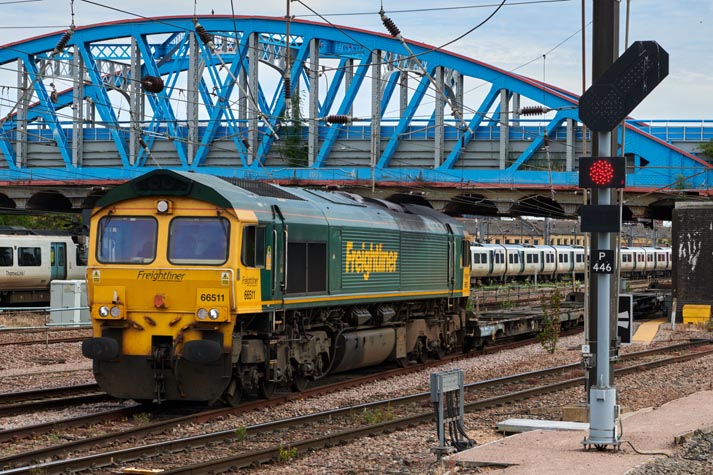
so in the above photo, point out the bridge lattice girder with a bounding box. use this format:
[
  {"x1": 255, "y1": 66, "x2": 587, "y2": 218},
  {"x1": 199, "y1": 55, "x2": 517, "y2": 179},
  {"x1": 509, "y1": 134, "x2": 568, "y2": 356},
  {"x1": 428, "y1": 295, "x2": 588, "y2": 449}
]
[{"x1": 0, "y1": 15, "x2": 709, "y2": 196}]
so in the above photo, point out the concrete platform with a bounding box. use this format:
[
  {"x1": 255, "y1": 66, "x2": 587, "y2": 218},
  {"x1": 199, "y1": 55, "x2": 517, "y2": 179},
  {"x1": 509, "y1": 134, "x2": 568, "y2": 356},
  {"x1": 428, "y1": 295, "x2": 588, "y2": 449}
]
[
  {"x1": 449, "y1": 391, "x2": 713, "y2": 474},
  {"x1": 496, "y1": 418, "x2": 589, "y2": 434}
]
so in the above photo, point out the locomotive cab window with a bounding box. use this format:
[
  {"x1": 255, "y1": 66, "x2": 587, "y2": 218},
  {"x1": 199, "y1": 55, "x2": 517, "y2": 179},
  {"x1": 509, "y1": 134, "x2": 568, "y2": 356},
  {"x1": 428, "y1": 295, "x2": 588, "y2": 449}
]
[
  {"x1": 168, "y1": 217, "x2": 229, "y2": 265},
  {"x1": 242, "y1": 225, "x2": 266, "y2": 268},
  {"x1": 97, "y1": 216, "x2": 158, "y2": 264}
]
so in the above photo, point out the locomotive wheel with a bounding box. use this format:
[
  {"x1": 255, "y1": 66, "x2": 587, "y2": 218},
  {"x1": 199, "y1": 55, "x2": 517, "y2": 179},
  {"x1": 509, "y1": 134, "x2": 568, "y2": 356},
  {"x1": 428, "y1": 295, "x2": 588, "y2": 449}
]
[
  {"x1": 258, "y1": 380, "x2": 276, "y2": 399},
  {"x1": 415, "y1": 338, "x2": 428, "y2": 364},
  {"x1": 224, "y1": 387, "x2": 242, "y2": 407},
  {"x1": 396, "y1": 357, "x2": 409, "y2": 368},
  {"x1": 223, "y1": 379, "x2": 243, "y2": 407},
  {"x1": 291, "y1": 374, "x2": 309, "y2": 392}
]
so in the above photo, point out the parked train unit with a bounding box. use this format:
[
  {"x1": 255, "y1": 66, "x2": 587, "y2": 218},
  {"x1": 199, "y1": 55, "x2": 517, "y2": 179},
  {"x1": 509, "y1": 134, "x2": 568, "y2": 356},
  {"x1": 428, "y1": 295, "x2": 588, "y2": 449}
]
[
  {"x1": 470, "y1": 243, "x2": 671, "y2": 284},
  {"x1": 0, "y1": 232, "x2": 87, "y2": 305},
  {"x1": 81, "y1": 170, "x2": 472, "y2": 404}
]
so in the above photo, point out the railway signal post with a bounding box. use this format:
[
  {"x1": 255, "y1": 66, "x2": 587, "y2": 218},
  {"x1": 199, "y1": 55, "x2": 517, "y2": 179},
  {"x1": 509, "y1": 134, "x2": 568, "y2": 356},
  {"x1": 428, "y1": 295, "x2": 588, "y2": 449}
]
[{"x1": 579, "y1": 1, "x2": 668, "y2": 450}]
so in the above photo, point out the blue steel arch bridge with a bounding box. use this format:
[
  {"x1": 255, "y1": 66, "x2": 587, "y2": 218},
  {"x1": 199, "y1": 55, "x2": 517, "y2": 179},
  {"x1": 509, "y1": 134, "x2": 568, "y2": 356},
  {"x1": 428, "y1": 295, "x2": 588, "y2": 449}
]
[{"x1": 0, "y1": 14, "x2": 711, "y2": 220}]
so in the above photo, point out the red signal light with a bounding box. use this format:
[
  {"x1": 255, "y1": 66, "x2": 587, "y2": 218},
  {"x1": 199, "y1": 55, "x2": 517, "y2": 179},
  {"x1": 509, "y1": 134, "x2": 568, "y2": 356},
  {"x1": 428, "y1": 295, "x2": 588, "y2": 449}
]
[{"x1": 579, "y1": 156, "x2": 625, "y2": 188}]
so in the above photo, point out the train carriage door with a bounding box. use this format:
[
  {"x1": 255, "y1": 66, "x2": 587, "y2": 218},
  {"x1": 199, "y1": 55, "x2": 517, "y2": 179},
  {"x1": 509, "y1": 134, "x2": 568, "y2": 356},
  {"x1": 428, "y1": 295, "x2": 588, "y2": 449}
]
[
  {"x1": 446, "y1": 224, "x2": 456, "y2": 294},
  {"x1": 518, "y1": 250, "x2": 525, "y2": 274},
  {"x1": 50, "y1": 242, "x2": 67, "y2": 280},
  {"x1": 270, "y1": 205, "x2": 286, "y2": 308},
  {"x1": 539, "y1": 250, "x2": 545, "y2": 273}
]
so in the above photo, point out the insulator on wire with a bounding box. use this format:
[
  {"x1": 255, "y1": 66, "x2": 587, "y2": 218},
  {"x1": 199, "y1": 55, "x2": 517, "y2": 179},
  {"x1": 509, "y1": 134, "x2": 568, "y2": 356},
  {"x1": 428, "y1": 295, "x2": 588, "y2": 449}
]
[
  {"x1": 52, "y1": 28, "x2": 74, "y2": 56},
  {"x1": 241, "y1": 137, "x2": 250, "y2": 150},
  {"x1": 283, "y1": 76, "x2": 291, "y2": 100},
  {"x1": 379, "y1": 9, "x2": 401, "y2": 38},
  {"x1": 138, "y1": 137, "x2": 148, "y2": 149},
  {"x1": 520, "y1": 106, "x2": 550, "y2": 116},
  {"x1": 141, "y1": 76, "x2": 165, "y2": 94},
  {"x1": 325, "y1": 115, "x2": 350, "y2": 125},
  {"x1": 195, "y1": 22, "x2": 215, "y2": 50}
]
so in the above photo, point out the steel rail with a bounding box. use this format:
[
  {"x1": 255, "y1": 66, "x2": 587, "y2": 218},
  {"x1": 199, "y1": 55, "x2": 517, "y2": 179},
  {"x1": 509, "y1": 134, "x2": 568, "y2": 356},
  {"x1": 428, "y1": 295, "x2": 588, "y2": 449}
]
[{"x1": 2, "y1": 342, "x2": 710, "y2": 474}]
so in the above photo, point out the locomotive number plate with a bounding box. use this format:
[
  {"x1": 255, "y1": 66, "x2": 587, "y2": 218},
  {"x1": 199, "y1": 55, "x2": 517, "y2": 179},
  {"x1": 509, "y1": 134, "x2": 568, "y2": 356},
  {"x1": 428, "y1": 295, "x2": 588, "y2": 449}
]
[{"x1": 197, "y1": 289, "x2": 229, "y2": 304}]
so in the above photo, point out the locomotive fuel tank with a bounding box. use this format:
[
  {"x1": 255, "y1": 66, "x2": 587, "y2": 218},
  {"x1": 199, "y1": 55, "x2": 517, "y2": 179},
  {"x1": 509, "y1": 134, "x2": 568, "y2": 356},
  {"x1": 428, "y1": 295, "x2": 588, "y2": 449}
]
[{"x1": 330, "y1": 327, "x2": 402, "y2": 373}]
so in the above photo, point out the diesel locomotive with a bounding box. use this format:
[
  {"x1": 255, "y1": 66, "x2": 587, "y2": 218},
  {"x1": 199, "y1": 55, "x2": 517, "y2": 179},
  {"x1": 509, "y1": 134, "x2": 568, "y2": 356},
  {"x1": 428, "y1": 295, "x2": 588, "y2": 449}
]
[{"x1": 82, "y1": 170, "x2": 472, "y2": 404}]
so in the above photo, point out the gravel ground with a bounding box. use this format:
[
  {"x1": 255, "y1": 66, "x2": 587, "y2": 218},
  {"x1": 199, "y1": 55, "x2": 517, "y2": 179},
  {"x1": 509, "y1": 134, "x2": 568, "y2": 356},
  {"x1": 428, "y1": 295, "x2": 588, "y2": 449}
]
[
  {"x1": 0, "y1": 322, "x2": 711, "y2": 474},
  {"x1": 627, "y1": 429, "x2": 713, "y2": 475}
]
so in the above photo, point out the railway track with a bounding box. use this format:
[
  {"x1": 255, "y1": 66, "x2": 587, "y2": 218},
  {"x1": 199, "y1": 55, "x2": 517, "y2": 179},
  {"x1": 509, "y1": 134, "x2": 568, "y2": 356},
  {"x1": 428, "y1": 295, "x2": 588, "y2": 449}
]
[
  {"x1": 0, "y1": 384, "x2": 107, "y2": 417},
  {"x1": 1, "y1": 339, "x2": 709, "y2": 474},
  {"x1": 472, "y1": 279, "x2": 668, "y2": 313},
  {"x1": 0, "y1": 325, "x2": 584, "y2": 435},
  {"x1": 0, "y1": 336, "x2": 86, "y2": 346}
]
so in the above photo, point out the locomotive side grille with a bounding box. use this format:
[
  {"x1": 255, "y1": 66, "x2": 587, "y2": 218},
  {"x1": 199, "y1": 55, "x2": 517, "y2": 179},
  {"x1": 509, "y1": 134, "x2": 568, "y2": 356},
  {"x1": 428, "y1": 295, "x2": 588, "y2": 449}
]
[{"x1": 224, "y1": 178, "x2": 306, "y2": 201}]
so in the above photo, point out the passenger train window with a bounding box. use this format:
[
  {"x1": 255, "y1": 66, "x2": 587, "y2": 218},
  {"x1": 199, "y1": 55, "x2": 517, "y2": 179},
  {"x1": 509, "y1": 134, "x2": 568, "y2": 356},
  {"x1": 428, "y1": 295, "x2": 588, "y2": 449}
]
[
  {"x1": 168, "y1": 217, "x2": 229, "y2": 265},
  {"x1": 0, "y1": 247, "x2": 11, "y2": 266},
  {"x1": 97, "y1": 216, "x2": 158, "y2": 264},
  {"x1": 242, "y1": 225, "x2": 266, "y2": 268},
  {"x1": 19, "y1": 247, "x2": 41, "y2": 266}
]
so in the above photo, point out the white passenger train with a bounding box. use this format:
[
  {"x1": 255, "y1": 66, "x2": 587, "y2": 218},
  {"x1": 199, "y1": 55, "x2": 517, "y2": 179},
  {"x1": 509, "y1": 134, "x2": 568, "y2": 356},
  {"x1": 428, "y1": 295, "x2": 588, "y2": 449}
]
[
  {"x1": 470, "y1": 243, "x2": 672, "y2": 284},
  {"x1": 0, "y1": 233, "x2": 87, "y2": 305}
]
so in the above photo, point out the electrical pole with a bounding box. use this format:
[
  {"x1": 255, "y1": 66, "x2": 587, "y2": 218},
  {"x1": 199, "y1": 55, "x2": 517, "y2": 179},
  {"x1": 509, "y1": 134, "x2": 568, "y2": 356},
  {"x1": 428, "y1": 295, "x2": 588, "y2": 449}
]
[{"x1": 578, "y1": 1, "x2": 668, "y2": 449}]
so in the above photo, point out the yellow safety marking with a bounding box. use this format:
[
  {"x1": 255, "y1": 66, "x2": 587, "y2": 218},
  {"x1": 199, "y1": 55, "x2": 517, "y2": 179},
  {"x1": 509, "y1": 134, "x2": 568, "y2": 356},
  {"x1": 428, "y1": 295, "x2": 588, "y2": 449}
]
[
  {"x1": 259, "y1": 288, "x2": 469, "y2": 307},
  {"x1": 632, "y1": 318, "x2": 666, "y2": 344}
]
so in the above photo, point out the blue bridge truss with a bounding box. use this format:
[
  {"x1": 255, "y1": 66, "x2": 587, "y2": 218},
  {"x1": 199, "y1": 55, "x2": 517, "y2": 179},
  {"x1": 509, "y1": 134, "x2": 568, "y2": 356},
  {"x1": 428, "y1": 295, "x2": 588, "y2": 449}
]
[{"x1": 0, "y1": 15, "x2": 711, "y2": 215}]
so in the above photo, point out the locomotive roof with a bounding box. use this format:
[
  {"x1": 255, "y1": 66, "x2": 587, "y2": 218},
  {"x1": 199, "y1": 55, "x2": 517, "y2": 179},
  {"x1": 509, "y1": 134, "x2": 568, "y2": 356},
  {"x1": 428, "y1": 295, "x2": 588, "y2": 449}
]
[{"x1": 96, "y1": 170, "x2": 466, "y2": 235}]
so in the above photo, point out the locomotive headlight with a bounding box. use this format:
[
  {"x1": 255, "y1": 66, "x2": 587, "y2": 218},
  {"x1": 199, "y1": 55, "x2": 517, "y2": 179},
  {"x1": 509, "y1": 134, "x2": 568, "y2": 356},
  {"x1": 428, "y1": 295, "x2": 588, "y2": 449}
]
[
  {"x1": 97, "y1": 305, "x2": 122, "y2": 319},
  {"x1": 208, "y1": 308, "x2": 220, "y2": 320},
  {"x1": 196, "y1": 308, "x2": 208, "y2": 320},
  {"x1": 156, "y1": 199, "x2": 172, "y2": 214}
]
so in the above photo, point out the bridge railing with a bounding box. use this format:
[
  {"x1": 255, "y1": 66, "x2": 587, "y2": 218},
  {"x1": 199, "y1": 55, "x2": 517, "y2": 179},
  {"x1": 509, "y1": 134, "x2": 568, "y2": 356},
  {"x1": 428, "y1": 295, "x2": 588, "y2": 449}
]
[
  {"x1": 628, "y1": 119, "x2": 713, "y2": 142},
  {"x1": 13, "y1": 118, "x2": 713, "y2": 144}
]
